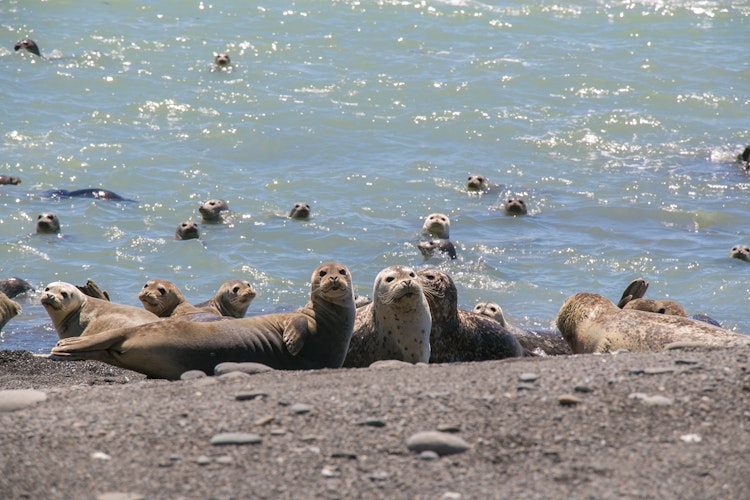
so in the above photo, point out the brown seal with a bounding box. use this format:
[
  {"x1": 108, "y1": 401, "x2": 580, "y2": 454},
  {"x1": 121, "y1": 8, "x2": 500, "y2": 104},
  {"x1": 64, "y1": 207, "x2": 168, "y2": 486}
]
[
  {"x1": 288, "y1": 202, "x2": 311, "y2": 220},
  {"x1": 50, "y1": 262, "x2": 357, "y2": 379},
  {"x1": 138, "y1": 279, "x2": 209, "y2": 318},
  {"x1": 555, "y1": 292, "x2": 747, "y2": 354},
  {"x1": 503, "y1": 198, "x2": 528, "y2": 215},
  {"x1": 14, "y1": 39, "x2": 41, "y2": 57},
  {"x1": 421, "y1": 213, "x2": 450, "y2": 239},
  {"x1": 416, "y1": 268, "x2": 525, "y2": 362},
  {"x1": 199, "y1": 199, "x2": 229, "y2": 222},
  {"x1": 0, "y1": 292, "x2": 21, "y2": 331},
  {"x1": 194, "y1": 279, "x2": 257, "y2": 318},
  {"x1": 175, "y1": 220, "x2": 200, "y2": 240},
  {"x1": 472, "y1": 300, "x2": 571, "y2": 356},
  {"x1": 36, "y1": 212, "x2": 60, "y2": 234},
  {"x1": 622, "y1": 298, "x2": 688, "y2": 317},
  {"x1": 214, "y1": 52, "x2": 231, "y2": 67},
  {"x1": 40, "y1": 281, "x2": 161, "y2": 339},
  {"x1": 466, "y1": 174, "x2": 489, "y2": 192},
  {"x1": 344, "y1": 265, "x2": 432, "y2": 367},
  {"x1": 0, "y1": 175, "x2": 21, "y2": 185},
  {"x1": 730, "y1": 244, "x2": 750, "y2": 261}
]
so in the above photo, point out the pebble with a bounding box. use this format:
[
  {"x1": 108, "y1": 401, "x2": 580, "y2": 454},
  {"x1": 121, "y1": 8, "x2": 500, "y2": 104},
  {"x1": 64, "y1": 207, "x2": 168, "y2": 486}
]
[
  {"x1": 180, "y1": 370, "x2": 207, "y2": 380},
  {"x1": 368, "y1": 471, "x2": 390, "y2": 481},
  {"x1": 356, "y1": 418, "x2": 387, "y2": 427},
  {"x1": 96, "y1": 493, "x2": 146, "y2": 500},
  {"x1": 406, "y1": 431, "x2": 470, "y2": 456},
  {"x1": 643, "y1": 366, "x2": 675, "y2": 375},
  {"x1": 196, "y1": 455, "x2": 211, "y2": 465},
  {"x1": 418, "y1": 450, "x2": 440, "y2": 461},
  {"x1": 235, "y1": 391, "x2": 268, "y2": 401},
  {"x1": 574, "y1": 385, "x2": 593, "y2": 393},
  {"x1": 291, "y1": 403, "x2": 313, "y2": 414},
  {"x1": 680, "y1": 433, "x2": 702, "y2": 443},
  {"x1": 254, "y1": 415, "x2": 275, "y2": 426},
  {"x1": 558, "y1": 394, "x2": 582, "y2": 406},
  {"x1": 209, "y1": 432, "x2": 262, "y2": 446},
  {"x1": 331, "y1": 450, "x2": 357, "y2": 459},
  {"x1": 436, "y1": 424, "x2": 461, "y2": 433},
  {"x1": 0, "y1": 389, "x2": 47, "y2": 412},
  {"x1": 517, "y1": 383, "x2": 535, "y2": 391},
  {"x1": 369, "y1": 359, "x2": 416, "y2": 369},
  {"x1": 675, "y1": 358, "x2": 700, "y2": 365},
  {"x1": 217, "y1": 371, "x2": 252, "y2": 382},
  {"x1": 628, "y1": 393, "x2": 674, "y2": 407},
  {"x1": 214, "y1": 362, "x2": 274, "y2": 376},
  {"x1": 518, "y1": 372, "x2": 539, "y2": 382},
  {"x1": 91, "y1": 451, "x2": 111, "y2": 461}
]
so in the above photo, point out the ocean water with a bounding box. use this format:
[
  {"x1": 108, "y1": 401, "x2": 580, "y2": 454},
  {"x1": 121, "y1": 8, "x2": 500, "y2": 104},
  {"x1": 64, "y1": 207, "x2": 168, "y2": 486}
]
[{"x1": 1, "y1": 0, "x2": 749, "y2": 353}]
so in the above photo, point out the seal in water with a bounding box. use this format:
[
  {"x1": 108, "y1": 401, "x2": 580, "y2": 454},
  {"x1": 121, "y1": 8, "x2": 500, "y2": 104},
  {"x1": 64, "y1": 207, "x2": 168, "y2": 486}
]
[
  {"x1": 421, "y1": 213, "x2": 450, "y2": 239},
  {"x1": 0, "y1": 277, "x2": 34, "y2": 299},
  {"x1": 288, "y1": 202, "x2": 311, "y2": 220},
  {"x1": 175, "y1": 220, "x2": 200, "y2": 240},
  {"x1": 14, "y1": 39, "x2": 41, "y2": 57},
  {"x1": 730, "y1": 244, "x2": 750, "y2": 262},
  {"x1": 36, "y1": 212, "x2": 60, "y2": 234},
  {"x1": 51, "y1": 262, "x2": 357, "y2": 379},
  {"x1": 344, "y1": 265, "x2": 432, "y2": 367},
  {"x1": 40, "y1": 281, "x2": 161, "y2": 339},
  {"x1": 555, "y1": 292, "x2": 748, "y2": 354},
  {"x1": 194, "y1": 279, "x2": 257, "y2": 318},
  {"x1": 0, "y1": 175, "x2": 21, "y2": 185},
  {"x1": 199, "y1": 199, "x2": 229, "y2": 222},
  {"x1": 416, "y1": 269, "x2": 525, "y2": 362},
  {"x1": 503, "y1": 198, "x2": 528, "y2": 215},
  {"x1": 43, "y1": 188, "x2": 133, "y2": 201},
  {"x1": 418, "y1": 239, "x2": 457, "y2": 260},
  {"x1": 466, "y1": 174, "x2": 490, "y2": 192},
  {"x1": 214, "y1": 52, "x2": 231, "y2": 67}
]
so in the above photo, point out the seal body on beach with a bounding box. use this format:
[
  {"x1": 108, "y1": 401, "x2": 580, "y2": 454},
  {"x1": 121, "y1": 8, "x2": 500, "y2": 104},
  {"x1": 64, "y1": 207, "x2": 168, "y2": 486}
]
[
  {"x1": 0, "y1": 292, "x2": 21, "y2": 331},
  {"x1": 175, "y1": 221, "x2": 200, "y2": 240},
  {"x1": 35, "y1": 212, "x2": 60, "y2": 234},
  {"x1": 199, "y1": 199, "x2": 229, "y2": 222},
  {"x1": 417, "y1": 269, "x2": 525, "y2": 362},
  {"x1": 472, "y1": 300, "x2": 571, "y2": 356},
  {"x1": 14, "y1": 39, "x2": 41, "y2": 56},
  {"x1": 421, "y1": 213, "x2": 450, "y2": 239},
  {"x1": 622, "y1": 298, "x2": 687, "y2": 317},
  {"x1": 730, "y1": 244, "x2": 750, "y2": 261},
  {"x1": 0, "y1": 277, "x2": 34, "y2": 299},
  {"x1": 503, "y1": 198, "x2": 528, "y2": 215},
  {"x1": 0, "y1": 175, "x2": 21, "y2": 185},
  {"x1": 556, "y1": 292, "x2": 747, "y2": 354},
  {"x1": 418, "y1": 239, "x2": 457, "y2": 260},
  {"x1": 194, "y1": 279, "x2": 257, "y2": 318},
  {"x1": 41, "y1": 282, "x2": 160, "y2": 339},
  {"x1": 51, "y1": 262, "x2": 357, "y2": 379},
  {"x1": 288, "y1": 202, "x2": 311, "y2": 220},
  {"x1": 344, "y1": 265, "x2": 431, "y2": 367},
  {"x1": 138, "y1": 279, "x2": 208, "y2": 318}
]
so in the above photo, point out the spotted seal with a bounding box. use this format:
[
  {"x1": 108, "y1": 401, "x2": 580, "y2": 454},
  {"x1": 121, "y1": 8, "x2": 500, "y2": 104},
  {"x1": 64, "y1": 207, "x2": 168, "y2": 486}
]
[
  {"x1": 730, "y1": 244, "x2": 750, "y2": 262},
  {"x1": 14, "y1": 39, "x2": 41, "y2": 57},
  {"x1": 43, "y1": 188, "x2": 133, "y2": 201},
  {"x1": 199, "y1": 198, "x2": 229, "y2": 222},
  {"x1": 40, "y1": 281, "x2": 161, "y2": 339},
  {"x1": 416, "y1": 269, "x2": 525, "y2": 362},
  {"x1": 288, "y1": 202, "x2": 311, "y2": 220},
  {"x1": 466, "y1": 174, "x2": 489, "y2": 192},
  {"x1": 175, "y1": 220, "x2": 200, "y2": 240},
  {"x1": 214, "y1": 52, "x2": 231, "y2": 67},
  {"x1": 35, "y1": 212, "x2": 60, "y2": 234},
  {"x1": 418, "y1": 239, "x2": 457, "y2": 260},
  {"x1": 194, "y1": 279, "x2": 257, "y2": 318},
  {"x1": 421, "y1": 213, "x2": 450, "y2": 239},
  {"x1": 344, "y1": 265, "x2": 431, "y2": 367},
  {"x1": 503, "y1": 198, "x2": 528, "y2": 215},
  {"x1": 555, "y1": 292, "x2": 747, "y2": 354},
  {"x1": 51, "y1": 262, "x2": 357, "y2": 379}
]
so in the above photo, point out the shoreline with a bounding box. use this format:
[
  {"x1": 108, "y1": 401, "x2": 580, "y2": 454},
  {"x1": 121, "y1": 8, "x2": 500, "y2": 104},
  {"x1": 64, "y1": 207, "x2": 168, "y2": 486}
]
[{"x1": 2, "y1": 346, "x2": 748, "y2": 499}]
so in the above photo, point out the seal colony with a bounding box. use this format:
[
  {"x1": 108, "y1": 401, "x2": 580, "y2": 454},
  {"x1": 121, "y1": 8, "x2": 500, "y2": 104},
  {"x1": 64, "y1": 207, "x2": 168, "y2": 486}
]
[{"x1": 51, "y1": 262, "x2": 357, "y2": 379}]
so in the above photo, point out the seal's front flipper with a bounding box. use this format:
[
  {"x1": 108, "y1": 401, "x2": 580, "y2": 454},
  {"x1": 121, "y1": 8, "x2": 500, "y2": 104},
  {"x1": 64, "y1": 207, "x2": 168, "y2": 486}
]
[{"x1": 282, "y1": 315, "x2": 309, "y2": 356}]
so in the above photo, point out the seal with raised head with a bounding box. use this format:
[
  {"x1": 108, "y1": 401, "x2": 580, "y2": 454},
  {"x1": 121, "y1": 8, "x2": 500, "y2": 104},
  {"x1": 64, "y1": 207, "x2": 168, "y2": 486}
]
[
  {"x1": 0, "y1": 175, "x2": 21, "y2": 185},
  {"x1": 421, "y1": 213, "x2": 450, "y2": 239},
  {"x1": 194, "y1": 279, "x2": 257, "y2": 318},
  {"x1": 199, "y1": 198, "x2": 229, "y2": 222},
  {"x1": 51, "y1": 262, "x2": 357, "y2": 379},
  {"x1": 14, "y1": 39, "x2": 41, "y2": 57},
  {"x1": 138, "y1": 279, "x2": 209, "y2": 318},
  {"x1": 556, "y1": 292, "x2": 747, "y2": 354},
  {"x1": 416, "y1": 269, "x2": 525, "y2": 362},
  {"x1": 344, "y1": 265, "x2": 431, "y2": 367},
  {"x1": 503, "y1": 198, "x2": 528, "y2": 215},
  {"x1": 41, "y1": 281, "x2": 161, "y2": 339},
  {"x1": 214, "y1": 52, "x2": 231, "y2": 67},
  {"x1": 466, "y1": 174, "x2": 489, "y2": 192},
  {"x1": 730, "y1": 244, "x2": 750, "y2": 261},
  {"x1": 175, "y1": 220, "x2": 200, "y2": 240},
  {"x1": 36, "y1": 212, "x2": 60, "y2": 234},
  {"x1": 0, "y1": 292, "x2": 21, "y2": 331},
  {"x1": 288, "y1": 202, "x2": 311, "y2": 220},
  {"x1": 472, "y1": 300, "x2": 571, "y2": 356}
]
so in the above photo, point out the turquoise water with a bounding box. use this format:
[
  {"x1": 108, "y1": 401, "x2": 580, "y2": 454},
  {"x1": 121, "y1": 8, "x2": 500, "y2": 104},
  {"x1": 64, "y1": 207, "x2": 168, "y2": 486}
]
[{"x1": 1, "y1": 0, "x2": 749, "y2": 353}]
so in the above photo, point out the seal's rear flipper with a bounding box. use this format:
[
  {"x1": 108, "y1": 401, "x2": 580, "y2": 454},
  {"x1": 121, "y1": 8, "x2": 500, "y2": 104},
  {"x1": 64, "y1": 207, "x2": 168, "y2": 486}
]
[{"x1": 616, "y1": 278, "x2": 649, "y2": 308}]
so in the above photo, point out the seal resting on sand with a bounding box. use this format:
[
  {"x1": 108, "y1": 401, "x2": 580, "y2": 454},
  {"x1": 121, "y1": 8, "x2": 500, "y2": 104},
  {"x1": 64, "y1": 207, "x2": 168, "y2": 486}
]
[
  {"x1": 51, "y1": 262, "x2": 357, "y2": 379},
  {"x1": 344, "y1": 265, "x2": 431, "y2": 367},
  {"x1": 416, "y1": 269, "x2": 525, "y2": 362},
  {"x1": 194, "y1": 279, "x2": 257, "y2": 318},
  {"x1": 40, "y1": 282, "x2": 160, "y2": 339},
  {"x1": 555, "y1": 292, "x2": 748, "y2": 354},
  {"x1": 0, "y1": 292, "x2": 21, "y2": 331}
]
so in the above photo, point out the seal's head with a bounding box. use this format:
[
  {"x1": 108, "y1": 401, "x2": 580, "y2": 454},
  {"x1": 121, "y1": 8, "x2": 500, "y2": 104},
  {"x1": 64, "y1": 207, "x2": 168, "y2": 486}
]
[
  {"x1": 472, "y1": 301, "x2": 506, "y2": 326},
  {"x1": 310, "y1": 262, "x2": 354, "y2": 308},
  {"x1": 288, "y1": 202, "x2": 311, "y2": 220},
  {"x1": 214, "y1": 279, "x2": 256, "y2": 317},
  {"x1": 503, "y1": 198, "x2": 528, "y2": 215},
  {"x1": 421, "y1": 213, "x2": 450, "y2": 239},
  {"x1": 622, "y1": 298, "x2": 687, "y2": 317},
  {"x1": 138, "y1": 279, "x2": 185, "y2": 317},
  {"x1": 175, "y1": 220, "x2": 200, "y2": 240},
  {"x1": 214, "y1": 52, "x2": 231, "y2": 67},
  {"x1": 36, "y1": 212, "x2": 60, "y2": 234},
  {"x1": 41, "y1": 282, "x2": 85, "y2": 329},
  {"x1": 199, "y1": 198, "x2": 229, "y2": 222},
  {"x1": 730, "y1": 244, "x2": 750, "y2": 262},
  {"x1": 466, "y1": 174, "x2": 488, "y2": 192},
  {"x1": 14, "y1": 39, "x2": 40, "y2": 56}
]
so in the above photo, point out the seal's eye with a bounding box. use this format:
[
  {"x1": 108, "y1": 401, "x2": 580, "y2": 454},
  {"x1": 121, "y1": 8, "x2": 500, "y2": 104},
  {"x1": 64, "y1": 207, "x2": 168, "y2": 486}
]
[
  {"x1": 232, "y1": 286, "x2": 240, "y2": 294},
  {"x1": 490, "y1": 307, "x2": 497, "y2": 313},
  {"x1": 158, "y1": 287, "x2": 166, "y2": 295},
  {"x1": 385, "y1": 276, "x2": 395, "y2": 283},
  {"x1": 61, "y1": 291, "x2": 68, "y2": 298},
  {"x1": 423, "y1": 274, "x2": 435, "y2": 281},
  {"x1": 409, "y1": 272, "x2": 416, "y2": 278},
  {"x1": 338, "y1": 269, "x2": 347, "y2": 276},
  {"x1": 319, "y1": 270, "x2": 327, "y2": 278}
]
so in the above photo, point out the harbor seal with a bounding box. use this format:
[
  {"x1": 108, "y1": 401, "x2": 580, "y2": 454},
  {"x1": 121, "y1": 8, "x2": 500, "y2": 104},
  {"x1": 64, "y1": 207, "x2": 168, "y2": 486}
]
[
  {"x1": 40, "y1": 281, "x2": 160, "y2": 339},
  {"x1": 421, "y1": 213, "x2": 450, "y2": 239},
  {"x1": 14, "y1": 39, "x2": 41, "y2": 57},
  {"x1": 418, "y1": 239, "x2": 457, "y2": 260},
  {"x1": 214, "y1": 52, "x2": 231, "y2": 67},
  {"x1": 737, "y1": 145, "x2": 750, "y2": 168},
  {"x1": 43, "y1": 188, "x2": 133, "y2": 201},
  {"x1": 35, "y1": 212, "x2": 60, "y2": 234},
  {"x1": 730, "y1": 244, "x2": 750, "y2": 261},
  {"x1": 622, "y1": 298, "x2": 688, "y2": 317},
  {"x1": 288, "y1": 202, "x2": 311, "y2": 220},
  {"x1": 344, "y1": 265, "x2": 431, "y2": 367},
  {"x1": 175, "y1": 220, "x2": 200, "y2": 240},
  {"x1": 138, "y1": 279, "x2": 209, "y2": 318},
  {"x1": 466, "y1": 174, "x2": 489, "y2": 192},
  {"x1": 0, "y1": 292, "x2": 21, "y2": 331},
  {"x1": 194, "y1": 279, "x2": 257, "y2": 318},
  {"x1": 555, "y1": 292, "x2": 747, "y2": 354},
  {"x1": 0, "y1": 277, "x2": 34, "y2": 299},
  {"x1": 472, "y1": 300, "x2": 571, "y2": 356},
  {"x1": 51, "y1": 262, "x2": 357, "y2": 379},
  {"x1": 0, "y1": 175, "x2": 21, "y2": 185},
  {"x1": 503, "y1": 198, "x2": 528, "y2": 215},
  {"x1": 416, "y1": 269, "x2": 525, "y2": 362},
  {"x1": 199, "y1": 198, "x2": 229, "y2": 222}
]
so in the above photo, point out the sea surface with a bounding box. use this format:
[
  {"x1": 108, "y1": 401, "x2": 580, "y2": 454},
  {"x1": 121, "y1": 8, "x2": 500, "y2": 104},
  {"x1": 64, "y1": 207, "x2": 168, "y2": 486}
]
[{"x1": 1, "y1": 0, "x2": 749, "y2": 353}]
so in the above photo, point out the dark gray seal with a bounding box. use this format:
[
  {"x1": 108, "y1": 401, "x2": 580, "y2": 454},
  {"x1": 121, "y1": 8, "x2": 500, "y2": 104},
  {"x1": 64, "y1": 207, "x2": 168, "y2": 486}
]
[
  {"x1": 35, "y1": 212, "x2": 60, "y2": 234},
  {"x1": 416, "y1": 268, "x2": 525, "y2": 362},
  {"x1": 14, "y1": 39, "x2": 41, "y2": 57},
  {"x1": 175, "y1": 220, "x2": 200, "y2": 240},
  {"x1": 503, "y1": 198, "x2": 528, "y2": 215},
  {"x1": 0, "y1": 175, "x2": 21, "y2": 185},
  {"x1": 0, "y1": 277, "x2": 34, "y2": 299},
  {"x1": 418, "y1": 239, "x2": 457, "y2": 260},
  {"x1": 43, "y1": 188, "x2": 133, "y2": 201},
  {"x1": 51, "y1": 262, "x2": 357, "y2": 379},
  {"x1": 288, "y1": 202, "x2": 311, "y2": 220},
  {"x1": 199, "y1": 198, "x2": 229, "y2": 222}
]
